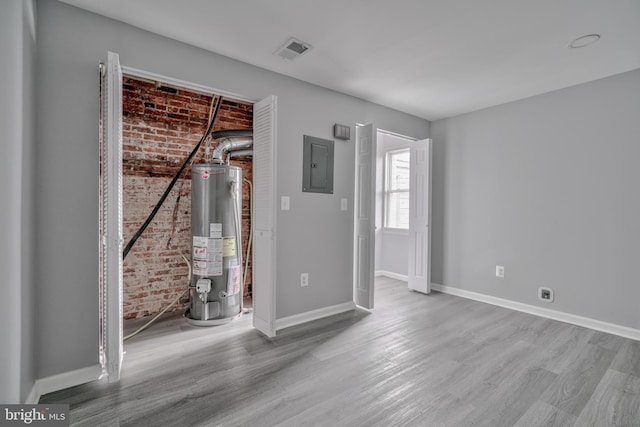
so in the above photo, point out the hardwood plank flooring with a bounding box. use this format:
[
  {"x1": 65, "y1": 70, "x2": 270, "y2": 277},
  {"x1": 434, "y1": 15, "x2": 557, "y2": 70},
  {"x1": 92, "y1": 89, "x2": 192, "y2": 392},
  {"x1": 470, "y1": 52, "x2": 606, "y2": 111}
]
[{"x1": 41, "y1": 277, "x2": 640, "y2": 426}]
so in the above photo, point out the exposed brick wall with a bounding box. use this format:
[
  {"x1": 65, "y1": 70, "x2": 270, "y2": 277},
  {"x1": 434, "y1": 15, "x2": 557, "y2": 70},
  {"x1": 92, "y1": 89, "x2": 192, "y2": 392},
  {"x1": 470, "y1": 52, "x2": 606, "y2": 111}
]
[{"x1": 122, "y1": 76, "x2": 253, "y2": 319}]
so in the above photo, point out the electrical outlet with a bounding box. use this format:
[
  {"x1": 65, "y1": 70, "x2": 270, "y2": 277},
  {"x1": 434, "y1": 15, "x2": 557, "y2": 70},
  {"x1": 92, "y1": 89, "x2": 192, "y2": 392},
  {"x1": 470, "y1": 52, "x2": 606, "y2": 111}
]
[
  {"x1": 496, "y1": 265, "x2": 505, "y2": 278},
  {"x1": 539, "y1": 287, "x2": 554, "y2": 302},
  {"x1": 300, "y1": 273, "x2": 309, "y2": 287}
]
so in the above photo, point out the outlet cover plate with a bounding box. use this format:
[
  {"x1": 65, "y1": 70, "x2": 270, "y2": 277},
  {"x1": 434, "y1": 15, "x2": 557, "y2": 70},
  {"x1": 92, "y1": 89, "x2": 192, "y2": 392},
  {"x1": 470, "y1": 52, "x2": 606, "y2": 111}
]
[
  {"x1": 496, "y1": 265, "x2": 505, "y2": 278},
  {"x1": 281, "y1": 196, "x2": 290, "y2": 211}
]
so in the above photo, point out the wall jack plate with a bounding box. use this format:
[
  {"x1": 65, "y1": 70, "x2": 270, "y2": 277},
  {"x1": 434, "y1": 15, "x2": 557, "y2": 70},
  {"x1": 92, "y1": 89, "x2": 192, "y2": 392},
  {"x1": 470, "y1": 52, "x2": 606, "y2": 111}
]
[{"x1": 539, "y1": 287, "x2": 554, "y2": 302}]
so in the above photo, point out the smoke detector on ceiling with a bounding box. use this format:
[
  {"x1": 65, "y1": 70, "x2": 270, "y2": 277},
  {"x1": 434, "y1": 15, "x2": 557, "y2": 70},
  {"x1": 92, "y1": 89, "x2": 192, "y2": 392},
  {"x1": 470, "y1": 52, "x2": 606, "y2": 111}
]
[{"x1": 274, "y1": 37, "x2": 313, "y2": 61}]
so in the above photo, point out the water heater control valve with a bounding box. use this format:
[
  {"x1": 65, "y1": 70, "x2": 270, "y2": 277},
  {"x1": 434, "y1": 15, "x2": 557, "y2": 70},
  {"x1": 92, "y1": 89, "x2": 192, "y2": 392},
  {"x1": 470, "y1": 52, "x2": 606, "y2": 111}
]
[{"x1": 196, "y1": 279, "x2": 211, "y2": 296}]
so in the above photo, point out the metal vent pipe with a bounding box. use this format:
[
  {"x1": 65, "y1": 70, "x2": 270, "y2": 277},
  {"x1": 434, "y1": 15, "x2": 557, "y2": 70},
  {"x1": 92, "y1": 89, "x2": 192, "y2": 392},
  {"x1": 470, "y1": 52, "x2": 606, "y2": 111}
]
[
  {"x1": 227, "y1": 149, "x2": 254, "y2": 163},
  {"x1": 211, "y1": 138, "x2": 253, "y2": 163}
]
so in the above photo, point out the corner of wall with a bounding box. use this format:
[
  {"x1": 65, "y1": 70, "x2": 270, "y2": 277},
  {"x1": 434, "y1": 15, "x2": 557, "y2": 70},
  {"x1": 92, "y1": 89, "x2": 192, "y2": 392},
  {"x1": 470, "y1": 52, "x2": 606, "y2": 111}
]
[
  {"x1": 20, "y1": 0, "x2": 38, "y2": 404},
  {"x1": 0, "y1": 0, "x2": 40, "y2": 405}
]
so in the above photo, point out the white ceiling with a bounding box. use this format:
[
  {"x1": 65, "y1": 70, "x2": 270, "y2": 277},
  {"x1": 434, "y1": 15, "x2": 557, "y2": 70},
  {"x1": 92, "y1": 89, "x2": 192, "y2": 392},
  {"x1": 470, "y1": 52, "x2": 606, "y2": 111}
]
[{"x1": 59, "y1": 0, "x2": 640, "y2": 120}]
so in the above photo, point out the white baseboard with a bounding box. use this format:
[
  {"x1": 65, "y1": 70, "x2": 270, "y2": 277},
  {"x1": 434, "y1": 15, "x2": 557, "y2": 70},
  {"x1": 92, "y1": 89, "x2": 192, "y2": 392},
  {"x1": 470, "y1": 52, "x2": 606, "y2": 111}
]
[
  {"x1": 431, "y1": 283, "x2": 640, "y2": 342},
  {"x1": 276, "y1": 301, "x2": 356, "y2": 331},
  {"x1": 25, "y1": 364, "x2": 102, "y2": 404},
  {"x1": 375, "y1": 270, "x2": 408, "y2": 281}
]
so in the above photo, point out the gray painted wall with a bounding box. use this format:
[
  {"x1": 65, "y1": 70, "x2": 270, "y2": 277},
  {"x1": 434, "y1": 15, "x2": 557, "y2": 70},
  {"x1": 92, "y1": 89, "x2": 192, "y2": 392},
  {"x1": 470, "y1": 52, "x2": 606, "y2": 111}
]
[
  {"x1": 35, "y1": 0, "x2": 428, "y2": 379},
  {"x1": 0, "y1": 0, "x2": 24, "y2": 404},
  {"x1": 0, "y1": 0, "x2": 37, "y2": 404},
  {"x1": 431, "y1": 69, "x2": 640, "y2": 329},
  {"x1": 21, "y1": 0, "x2": 37, "y2": 403}
]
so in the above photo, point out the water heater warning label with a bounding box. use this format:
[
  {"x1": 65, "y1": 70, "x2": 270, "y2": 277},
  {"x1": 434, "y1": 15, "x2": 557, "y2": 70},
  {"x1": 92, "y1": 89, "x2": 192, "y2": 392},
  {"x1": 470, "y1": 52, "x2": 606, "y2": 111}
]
[
  {"x1": 227, "y1": 265, "x2": 241, "y2": 295},
  {"x1": 210, "y1": 223, "x2": 222, "y2": 238},
  {"x1": 193, "y1": 236, "x2": 222, "y2": 276},
  {"x1": 223, "y1": 236, "x2": 236, "y2": 257}
]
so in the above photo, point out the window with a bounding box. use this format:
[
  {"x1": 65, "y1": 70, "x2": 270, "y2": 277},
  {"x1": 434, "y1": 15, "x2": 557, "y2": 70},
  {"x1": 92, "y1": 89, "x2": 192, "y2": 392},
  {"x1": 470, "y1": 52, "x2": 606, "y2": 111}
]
[{"x1": 384, "y1": 148, "x2": 410, "y2": 229}]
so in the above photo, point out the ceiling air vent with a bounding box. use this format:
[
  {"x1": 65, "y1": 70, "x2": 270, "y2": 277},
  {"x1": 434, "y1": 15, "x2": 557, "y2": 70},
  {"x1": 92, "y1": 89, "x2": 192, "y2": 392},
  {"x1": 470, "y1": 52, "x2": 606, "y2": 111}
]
[{"x1": 274, "y1": 37, "x2": 313, "y2": 61}]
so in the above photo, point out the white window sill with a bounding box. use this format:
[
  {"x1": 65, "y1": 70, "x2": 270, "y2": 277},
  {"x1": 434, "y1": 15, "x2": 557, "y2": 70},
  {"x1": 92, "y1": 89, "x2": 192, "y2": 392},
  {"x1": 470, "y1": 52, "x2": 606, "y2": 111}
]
[{"x1": 382, "y1": 227, "x2": 409, "y2": 235}]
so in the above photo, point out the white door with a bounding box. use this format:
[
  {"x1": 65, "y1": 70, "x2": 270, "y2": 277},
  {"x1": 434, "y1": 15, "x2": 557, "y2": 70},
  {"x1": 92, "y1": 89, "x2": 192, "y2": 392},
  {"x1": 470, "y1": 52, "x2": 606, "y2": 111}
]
[
  {"x1": 408, "y1": 139, "x2": 432, "y2": 293},
  {"x1": 252, "y1": 95, "x2": 278, "y2": 337},
  {"x1": 353, "y1": 124, "x2": 376, "y2": 309},
  {"x1": 100, "y1": 51, "x2": 123, "y2": 382}
]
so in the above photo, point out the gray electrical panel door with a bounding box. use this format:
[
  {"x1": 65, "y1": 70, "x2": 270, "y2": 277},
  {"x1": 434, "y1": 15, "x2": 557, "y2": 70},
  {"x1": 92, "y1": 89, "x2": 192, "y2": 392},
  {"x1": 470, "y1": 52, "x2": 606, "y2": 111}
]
[{"x1": 303, "y1": 135, "x2": 334, "y2": 194}]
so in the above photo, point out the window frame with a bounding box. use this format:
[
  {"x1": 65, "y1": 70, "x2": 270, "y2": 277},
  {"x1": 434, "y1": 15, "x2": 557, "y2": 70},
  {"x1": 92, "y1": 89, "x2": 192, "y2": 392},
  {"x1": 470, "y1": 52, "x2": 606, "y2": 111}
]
[{"x1": 383, "y1": 147, "x2": 410, "y2": 232}]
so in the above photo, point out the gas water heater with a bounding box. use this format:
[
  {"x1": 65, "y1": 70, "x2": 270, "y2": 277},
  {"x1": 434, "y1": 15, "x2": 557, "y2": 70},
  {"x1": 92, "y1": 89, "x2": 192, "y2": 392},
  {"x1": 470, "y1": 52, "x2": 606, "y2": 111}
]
[{"x1": 187, "y1": 163, "x2": 243, "y2": 325}]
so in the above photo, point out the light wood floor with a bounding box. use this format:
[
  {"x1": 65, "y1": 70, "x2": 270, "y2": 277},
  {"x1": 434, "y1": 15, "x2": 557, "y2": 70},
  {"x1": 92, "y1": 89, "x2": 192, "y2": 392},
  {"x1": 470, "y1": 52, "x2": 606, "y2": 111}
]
[{"x1": 42, "y1": 277, "x2": 640, "y2": 426}]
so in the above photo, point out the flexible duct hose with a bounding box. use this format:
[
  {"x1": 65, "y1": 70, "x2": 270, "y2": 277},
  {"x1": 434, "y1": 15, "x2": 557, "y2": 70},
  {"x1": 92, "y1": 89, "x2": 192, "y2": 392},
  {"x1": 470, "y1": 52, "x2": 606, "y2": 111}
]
[
  {"x1": 211, "y1": 137, "x2": 253, "y2": 163},
  {"x1": 205, "y1": 129, "x2": 253, "y2": 162}
]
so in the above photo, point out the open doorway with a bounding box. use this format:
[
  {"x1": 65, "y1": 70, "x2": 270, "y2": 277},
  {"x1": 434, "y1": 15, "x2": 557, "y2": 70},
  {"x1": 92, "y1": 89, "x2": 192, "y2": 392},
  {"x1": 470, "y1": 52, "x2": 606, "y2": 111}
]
[
  {"x1": 374, "y1": 130, "x2": 415, "y2": 281},
  {"x1": 353, "y1": 124, "x2": 432, "y2": 311},
  {"x1": 120, "y1": 75, "x2": 255, "y2": 328},
  {"x1": 99, "y1": 52, "x2": 278, "y2": 381}
]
